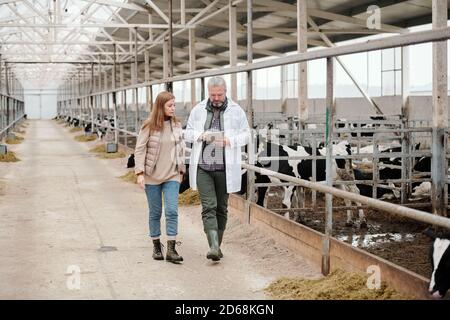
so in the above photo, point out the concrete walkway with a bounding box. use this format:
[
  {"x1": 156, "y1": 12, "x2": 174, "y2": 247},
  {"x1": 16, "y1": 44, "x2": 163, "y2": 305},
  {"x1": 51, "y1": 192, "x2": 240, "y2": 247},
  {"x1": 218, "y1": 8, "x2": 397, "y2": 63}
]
[{"x1": 0, "y1": 120, "x2": 319, "y2": 299}]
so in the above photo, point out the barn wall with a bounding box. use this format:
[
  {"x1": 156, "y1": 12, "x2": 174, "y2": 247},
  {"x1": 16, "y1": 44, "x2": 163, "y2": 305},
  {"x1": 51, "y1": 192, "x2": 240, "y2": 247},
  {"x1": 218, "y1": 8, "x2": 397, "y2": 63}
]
[{"x1": 228, "y1": 194, "x2": 430, "y2": 299}]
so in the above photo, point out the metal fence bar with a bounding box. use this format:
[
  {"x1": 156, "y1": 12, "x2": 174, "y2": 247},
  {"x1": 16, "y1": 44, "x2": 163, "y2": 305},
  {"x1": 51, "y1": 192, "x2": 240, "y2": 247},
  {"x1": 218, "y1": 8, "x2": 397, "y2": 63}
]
[{"x1": 243, "y1": 163, "x2": 450, "y2": 230}]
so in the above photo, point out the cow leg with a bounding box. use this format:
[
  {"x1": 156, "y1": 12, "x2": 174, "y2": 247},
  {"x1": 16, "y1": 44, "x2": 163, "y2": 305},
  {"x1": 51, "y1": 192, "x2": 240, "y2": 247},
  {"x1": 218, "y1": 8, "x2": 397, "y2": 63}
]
[
  {"x1": 256, "y1": 173, "x2": 270, "y2": 207},
  {"x1": 293, "y1": 186, "x2": 304, "y2": 222},
  {"x1": 348, "y1": 184, "x2": 367, "y2": 229},
  {"x1": 282, "y1": 186, "x2": 294, "y2": 220},
  {"x1": 338, "y1": 184, "x2": 354, "y2": 227},
  {"x1": 357, "y1": 203, "x2": 367, "y2": 228}
]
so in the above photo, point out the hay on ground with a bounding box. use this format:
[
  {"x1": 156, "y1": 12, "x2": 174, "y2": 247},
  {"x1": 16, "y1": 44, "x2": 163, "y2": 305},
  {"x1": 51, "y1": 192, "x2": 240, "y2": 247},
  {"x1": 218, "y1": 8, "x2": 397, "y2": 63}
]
[
  {"x1": 89, "y1": 143, "x2": 125, "y2": 158},
  {"x1": 265, "y1": 269, "x2": 413, "y2": 300},
  {"x1": 5, "y1": 136, "x2": 24, "y2": 144},
  {"x1": 119, "y1": 171, "x2": 137, "y2": 184},
  {"x1": 74, "y1": 134, "x2": 96, "y2": 142},
  {"x1": 70, "y1": 127, "x2": 82, "y2": 133},
  {"x1": 14, "y1": 129, "x2": 26, "y2": 135},
  {"x1": 0, "y1": 151, "x2": 20, "y2": 162},
  {"x1": 96, "y1": 151, "x2": 126, "y2": 159},
  {"x1": 178, "y1": 188, "x2": 200, "y2": 206},
  {"x1": 89, "y1": 144, "x2": 106, "y2": 153}
]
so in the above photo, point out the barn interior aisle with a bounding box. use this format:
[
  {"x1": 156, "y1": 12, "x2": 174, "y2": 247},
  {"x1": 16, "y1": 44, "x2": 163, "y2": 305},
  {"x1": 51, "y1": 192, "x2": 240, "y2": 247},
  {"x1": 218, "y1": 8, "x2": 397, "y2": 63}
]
[{"x1": 0, "y1": 119, "x2": 319, "y2": 299}]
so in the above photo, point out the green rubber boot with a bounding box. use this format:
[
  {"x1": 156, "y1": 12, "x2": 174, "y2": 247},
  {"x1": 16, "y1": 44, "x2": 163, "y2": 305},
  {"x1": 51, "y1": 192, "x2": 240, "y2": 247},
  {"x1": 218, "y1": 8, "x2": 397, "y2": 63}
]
[
  {"x1": 218, "y1": 230, "x2": 224, "y2": 258},
  {"x1": 206, "y1": 230, "x2": 220, "y2": 261}
]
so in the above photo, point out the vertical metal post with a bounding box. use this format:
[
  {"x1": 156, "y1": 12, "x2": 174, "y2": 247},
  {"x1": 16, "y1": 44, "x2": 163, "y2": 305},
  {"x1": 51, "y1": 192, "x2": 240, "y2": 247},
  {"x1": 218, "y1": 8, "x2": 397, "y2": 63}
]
[
  {"x1": 90, "y1": 62, "x2": 94, "y2": 134},
  {"x1": 0, "y1": 55, "x2": 2, "y2": 95},
  {"x1": 134, "y1": 28, "x2": 139, "y2": 130},
  {"x1": 180, "y1": 0, "x2": 186, "y2": 25},
  {"x1": 98, "y1": 56, "x2": 102, "y2": 95},
  {"x1": 402, "y1": 46, "x2": 413, "y2": 199},
  {"x1": 144, "y1": 49, "x2": 151, "y2": 114},
  {"x1": 189, "y1": 28, "x2": 196, "y2": 109},
  {"x1": 113, "y1": 44, "x2": 118, "y2": 144},
  {"x1": 373, "y1": 139, "x2": 379, "y2": 199},
  {"x1": 245, "y1": 0, "x2": 254, "y2": 224},
  {"x1": 149, "y1": 84, "x2": 154, "y2": 113},
  {"x1": 120, "y1": 64, "x2": 127, "y2": 147},
  {"x1": 432, "y1": 0, "x2": 448, "y2": 217},
  {"x1": 5, "y1": 62, "x2": 9, "y2": 96},
  {"x1": 322, "y1": 57, "x2": 335, "y2": 276},
  {"x1": 166, "y1": 0, "x2": 173, "y2": 92},
  {"x1": 229, "y1": 0, "x2": 237, "y2": 101},
  {"x1": 297, "y1": 0, "x2": 308, "y2": 144},
  {"x1": 200, "y1": 77, "x2": 205, "y2": 101}
]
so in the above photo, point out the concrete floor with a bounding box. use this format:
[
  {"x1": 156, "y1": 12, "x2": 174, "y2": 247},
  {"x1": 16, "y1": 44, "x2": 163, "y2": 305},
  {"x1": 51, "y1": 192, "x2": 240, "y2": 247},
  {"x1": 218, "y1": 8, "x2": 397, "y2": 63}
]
[{"x1": 0, "y1": 120, "x2": 319, "y2": 299}]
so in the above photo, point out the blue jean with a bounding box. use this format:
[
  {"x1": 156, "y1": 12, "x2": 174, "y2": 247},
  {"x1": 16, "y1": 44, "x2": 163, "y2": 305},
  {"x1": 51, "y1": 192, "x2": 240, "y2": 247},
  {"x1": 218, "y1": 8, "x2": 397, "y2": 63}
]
[{"x1": 144, "y1": 181, "x2": 180, "y2": 238}]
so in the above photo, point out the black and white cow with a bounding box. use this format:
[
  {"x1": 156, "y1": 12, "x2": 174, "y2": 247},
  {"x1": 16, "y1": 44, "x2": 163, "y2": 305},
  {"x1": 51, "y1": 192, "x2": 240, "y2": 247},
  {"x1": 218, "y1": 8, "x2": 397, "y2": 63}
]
[
  {"x1": 255, "y1": 135, "x2": 366, "y2": 227},
  {"x1": 424, "y1": 228, "x2": 450, "y2": 299}
]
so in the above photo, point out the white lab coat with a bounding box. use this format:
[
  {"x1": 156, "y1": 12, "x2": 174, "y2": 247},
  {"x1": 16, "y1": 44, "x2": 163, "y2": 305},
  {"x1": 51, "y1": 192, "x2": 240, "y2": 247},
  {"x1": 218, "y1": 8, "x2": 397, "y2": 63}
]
[{"x1": 184, "y1": 98, "x2": 250, "y2": 193}]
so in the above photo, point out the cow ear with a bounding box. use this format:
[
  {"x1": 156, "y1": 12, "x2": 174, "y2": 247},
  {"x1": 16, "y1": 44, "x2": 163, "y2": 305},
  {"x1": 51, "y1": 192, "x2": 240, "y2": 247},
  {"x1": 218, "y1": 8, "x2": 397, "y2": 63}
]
[{"x1": 424, "y1": 227, "x2": 436, "y2": 240}]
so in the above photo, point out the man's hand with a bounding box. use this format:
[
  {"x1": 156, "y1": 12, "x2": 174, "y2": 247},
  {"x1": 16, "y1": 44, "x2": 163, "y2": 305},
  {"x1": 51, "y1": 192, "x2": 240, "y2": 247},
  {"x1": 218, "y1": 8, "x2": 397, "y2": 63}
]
[{"x1": 199, "y1": 131, "x2": 214, "y2": 143}]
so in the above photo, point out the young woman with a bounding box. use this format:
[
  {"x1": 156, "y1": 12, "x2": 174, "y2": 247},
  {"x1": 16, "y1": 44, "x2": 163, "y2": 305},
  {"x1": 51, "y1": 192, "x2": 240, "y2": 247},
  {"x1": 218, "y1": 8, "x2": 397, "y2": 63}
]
[{"x1": 134, "y1": 91, "x2": 186, "y2": 263}]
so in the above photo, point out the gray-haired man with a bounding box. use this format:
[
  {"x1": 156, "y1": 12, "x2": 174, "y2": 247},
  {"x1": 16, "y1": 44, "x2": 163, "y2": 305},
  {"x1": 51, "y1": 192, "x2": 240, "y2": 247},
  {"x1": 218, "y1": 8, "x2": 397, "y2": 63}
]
[{"x1": 184, "y1": 76, "x2": 250, "y2": 261}]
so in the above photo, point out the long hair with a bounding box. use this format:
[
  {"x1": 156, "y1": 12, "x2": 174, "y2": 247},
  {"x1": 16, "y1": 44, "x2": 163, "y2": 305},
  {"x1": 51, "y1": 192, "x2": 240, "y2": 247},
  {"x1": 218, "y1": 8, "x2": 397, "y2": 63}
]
[{"x1": 142, "y1": 91, "x2": 178, "y2": 133}]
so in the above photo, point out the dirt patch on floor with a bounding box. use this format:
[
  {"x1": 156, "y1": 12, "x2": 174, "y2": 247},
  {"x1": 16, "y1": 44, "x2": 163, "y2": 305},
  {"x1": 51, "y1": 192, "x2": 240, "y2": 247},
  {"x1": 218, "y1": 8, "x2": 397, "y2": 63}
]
[
  {"x1": 265, "y1": 269, "x2": 413, "y2": 300},
  {"x1": 263, "y1": 187, "x2": 433, "y2": 278},
  {"x1": 0, "y1": 180, "x2": 5, "y2": 196},
  {"x1": 5, "y1": 135, "x2": 24, "y2": 144},
  {"x1": 118, "y1": 171, "x2": 137, "y2": 184},
  {"x1": 89, "y1": 144, "x2": 126, "y2": 159},
  {"x1": 74, "y1": 134, "x2": 96, "y2": 142},
  {"x1": 0, "y1": 151, "x2": 20, "y2": 162}
]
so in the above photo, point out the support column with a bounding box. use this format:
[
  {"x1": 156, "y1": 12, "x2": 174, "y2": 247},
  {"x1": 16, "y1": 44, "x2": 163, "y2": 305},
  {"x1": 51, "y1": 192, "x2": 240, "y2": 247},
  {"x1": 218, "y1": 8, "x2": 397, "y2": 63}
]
[
  {"x1": 245, "y1": 0, "x2": 254, "y2": 224},
  {"x1": 148, "y1": 12, "x2": 154, "y2": 43},
  {"x1": 113, "y1": 44, "x2": 119, "y2": 144},
  {"x1": 134, "y1": 29, "x2": 139, "y2": 130},
  {"x1": 401, "y1": 46, "x2": 411, "y2": 203},
  {"x1": 144, "y1": 50, "x2": 150, "y2": 83},
  {"x1": 323, "y1": 57, "x2": 335, "y2": 276},
  {"x1": 229, "y1": 0, "x2": 238, "y2": 101},
  {"x1": 166, "y1": 0, "x2": 173, "y2": 92},
  {"x1": 104, "y1": 70, "x2": 108, "y2": 91},
  {"x1": 5, "y1": 62, "x2": 9, "y2": 96},
  {"x1": 144, "y1": 49, "x2": 151, "y2": 113},
  {"x1": 189, "y1": 28, "x2": 196, "y2": 108},
  {"x1": 0, "y1": 55, "x2": 3, "y2": 95},
  {"x1": 431, "y1": 0, "x2": 448, "y2": 217},
  {"x1": 163, "y1": 39, "x2": 169, "y2": 80},
  {"x1": 120, "y1": 64, "x2": 127, "y2": 147},
  {"x1": 297, "y1": 0, "x2": 308, "y2": 136},
  {"x1": 98, "y1": 56, "x2": 102, "y2": 94}
]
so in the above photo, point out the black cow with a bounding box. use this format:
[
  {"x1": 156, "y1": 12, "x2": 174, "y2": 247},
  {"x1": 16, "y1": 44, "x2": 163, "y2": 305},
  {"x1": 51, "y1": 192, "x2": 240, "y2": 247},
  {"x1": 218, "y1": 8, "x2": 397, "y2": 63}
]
[
  {"x1": 424, "y1": 228, "x2": 450, "y2": 299},
  {"x1": 127, "y1": 154, "x2": 135, "y2": 168},
  {"x1": 414, "y1": 156, "x2": 431, "y2": 173},
  {"x1": 353, "y1": 168, "x2": 400, "y2": 199}
]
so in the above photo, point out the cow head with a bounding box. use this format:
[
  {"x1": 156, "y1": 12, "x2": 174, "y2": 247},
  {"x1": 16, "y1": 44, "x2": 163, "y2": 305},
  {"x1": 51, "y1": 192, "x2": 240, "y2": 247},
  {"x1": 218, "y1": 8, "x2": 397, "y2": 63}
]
[
  {"x1": 425, "y1": 228, "x2": 450, "y2": 299},
  {"x1": 318, "y1": 140, "x2": 352, "y2": 169}
]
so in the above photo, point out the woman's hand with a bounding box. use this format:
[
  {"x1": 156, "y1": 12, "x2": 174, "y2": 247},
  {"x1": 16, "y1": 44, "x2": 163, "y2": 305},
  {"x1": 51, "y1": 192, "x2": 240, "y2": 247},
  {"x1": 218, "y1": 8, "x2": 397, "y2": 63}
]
[{"x1": 137, "y1": 174, "x2": 145, "y2": 189}]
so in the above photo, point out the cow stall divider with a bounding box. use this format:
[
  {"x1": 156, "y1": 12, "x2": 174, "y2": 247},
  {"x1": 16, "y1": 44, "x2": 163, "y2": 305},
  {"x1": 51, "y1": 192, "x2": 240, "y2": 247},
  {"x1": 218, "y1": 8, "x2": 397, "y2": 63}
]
[
  {"x1": 57, "y1": 23, "x2": 450, "y2": 278},
  {"x1": 0, "y1": 93, "x2": 25, "y2": 142}
]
